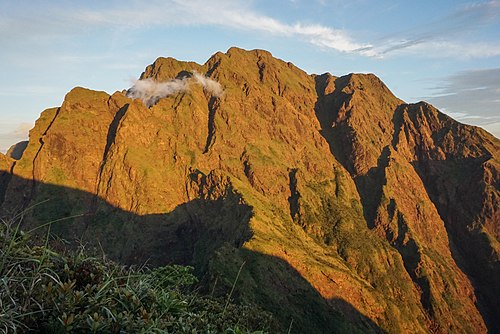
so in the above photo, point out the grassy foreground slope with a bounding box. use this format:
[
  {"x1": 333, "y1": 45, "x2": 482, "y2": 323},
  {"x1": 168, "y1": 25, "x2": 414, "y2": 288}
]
[{"x1": 0, "y1": 217, "x2": 276, "y2": 333}]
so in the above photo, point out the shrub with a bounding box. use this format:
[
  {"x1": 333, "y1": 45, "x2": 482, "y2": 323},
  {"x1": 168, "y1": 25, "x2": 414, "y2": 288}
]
[{"x1": 0, "y1": 217, "x2": 276, "y2": 333}]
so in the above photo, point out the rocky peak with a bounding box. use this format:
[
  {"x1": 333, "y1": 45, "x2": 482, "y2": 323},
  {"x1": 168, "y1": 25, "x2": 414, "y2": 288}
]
[
  {"x1": 0, "y1": 47, "x2": 498, "y2": 333},
  {"x1": 140, "y1": 57, "x2": 204, "y2": 81}
]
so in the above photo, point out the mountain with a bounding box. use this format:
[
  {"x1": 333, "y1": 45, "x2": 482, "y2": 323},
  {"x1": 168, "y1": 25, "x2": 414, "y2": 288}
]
[
  {"x1": 0, "y1": 47, "x2": 498, "y2": 333},
  {"x1": 6, "y1": 140, "x2": 28, "y2": 160}
]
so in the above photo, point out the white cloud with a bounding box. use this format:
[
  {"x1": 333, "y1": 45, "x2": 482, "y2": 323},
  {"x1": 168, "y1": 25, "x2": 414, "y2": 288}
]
[
  {"x1": 374, "y1": 40, "x2": 500, "y2": 59},
  {"x1": 62, "y1": 0, "x2": 500, "y2": 59},
  {"x1": 1, "y1": 0, "x2": 499, "y2": 60},
  {"x1": 427, "y1": 68, "x2": 500, "y2": 138},
  {"x1": 0, "y1": 122, "x2": 32, "y2": 153},
  {"x1": 127, "y1": 78, "x2": 189, "y2": 107},
  {"x1": 365, "y1": 1, "x2": 500, "y2": 58},
  {"x1": 76, "y1": 0, "x2": 369, "y2": 54},
  {"x1": 289, "y1": 23, "x2": 374, "y2": 55},
  {"x1": 0, "y1": 0, "x2": 369, "y2": 55},
  {"x1": 483, "y1": 122, "x2": 500, "y2": 138},
  {"x1": 0, "y1": 85, "x2": 62, "y2": 97},
  {"x1": 192, "y1": 72, "x2": 224, "y2": 97},
  {"x1": 127, "y1": 72, "x2": 223, "y2": 107},
  {"x1": 12, "y1": 123, "x2": 33, "y2": 137}
]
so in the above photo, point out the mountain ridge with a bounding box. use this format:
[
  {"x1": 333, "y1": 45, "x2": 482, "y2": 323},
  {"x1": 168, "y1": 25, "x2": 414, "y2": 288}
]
[{"x1": 1, "y1": 47, "x2": 498, "y2": 333}]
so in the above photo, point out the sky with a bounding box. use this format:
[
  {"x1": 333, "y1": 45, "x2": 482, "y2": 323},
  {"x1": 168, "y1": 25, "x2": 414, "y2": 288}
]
[{"x1": 0, "y1": 0, "x2": 499, "y2": 152}]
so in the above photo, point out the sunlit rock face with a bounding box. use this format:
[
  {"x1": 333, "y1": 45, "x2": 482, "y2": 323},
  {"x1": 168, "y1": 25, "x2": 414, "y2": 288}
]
[{"x1": 1, "y1": 47, "x2": 498, "y2": 333}]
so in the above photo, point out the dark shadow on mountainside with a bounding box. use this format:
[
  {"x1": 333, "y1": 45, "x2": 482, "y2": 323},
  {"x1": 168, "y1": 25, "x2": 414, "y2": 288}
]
[{"x1": 0, "y1": 173, "x2": 385, "y2": 334}]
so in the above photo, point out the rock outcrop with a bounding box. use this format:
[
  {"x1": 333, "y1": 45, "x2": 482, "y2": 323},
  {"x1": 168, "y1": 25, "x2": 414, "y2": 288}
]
[
  {"x1": 6, "y1": 140, "x2": 28, "y2": 160},
  {"x1": 1, "y1": 47, "x2": 498, "y2": 333}
]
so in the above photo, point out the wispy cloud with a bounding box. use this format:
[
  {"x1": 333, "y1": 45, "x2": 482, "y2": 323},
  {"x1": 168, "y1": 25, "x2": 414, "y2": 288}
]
[
  {"x1": 12, "y1": 123, "x2": 33, "y2": 137},
  {"x1": 366, "y1": 1, "x2": 500, "y2": 58},
  {"x1": 0, "y1": 122, "x2": 32, "y2": 153},
  {"x1": 127, "y1": 78, "x2": 189, "y2": 107},
  {"x1": 427, "y1": 68, "x2": 500, "y2": 137},
  {"x1": 0, "y1": 0, "x2": 498, "y2": 59},
  {"x1": 0, "y1": 0, "x2": 369, "y2": 55},
  {"x1": 192, "y1": 72, "x2": 224, "y2": 97},
  {"x1": 481, "y1": 122, "x2": 500, "y2": 137},
  {"x1": 0, "y1": 85, "x2": 62, "y2": 97},
  {"x1": 75, "y1": 0, "x2": 371, "y2": 54},
  {"x1": 127, "y1": 72, "x2": 223, "y2": 107},
  {"x1": 369, "y1": 39, "x2": 500, "y2": 59}
]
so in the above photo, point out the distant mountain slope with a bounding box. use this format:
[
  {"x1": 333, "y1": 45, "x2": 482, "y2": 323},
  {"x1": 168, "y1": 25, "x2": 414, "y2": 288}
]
[{"x1": 1, "y1": 47, "x2": 498, "y2": 333}]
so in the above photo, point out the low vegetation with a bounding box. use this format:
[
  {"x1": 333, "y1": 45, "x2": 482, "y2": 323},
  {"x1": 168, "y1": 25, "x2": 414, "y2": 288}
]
[{"x1": 0, "y1": 215, "x2": 276, "y2": 333}]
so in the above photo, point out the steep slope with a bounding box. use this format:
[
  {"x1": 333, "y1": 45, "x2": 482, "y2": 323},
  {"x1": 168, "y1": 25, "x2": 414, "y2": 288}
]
[
  {"x1": 393, "y1": 103, "x2": 500, "y2": 328},
  {"x1": 314, "y1": 73, "x2": 493, "y2": 332},
  {"x1": 0, "y1": 153, "x2": 14, "y2": 206},
  {"x1": 6, "y1": 140, "x2": 28, "y2": 160},
  {"x1": 0, "y1": 47, "x2": 497, "y2": 333}
]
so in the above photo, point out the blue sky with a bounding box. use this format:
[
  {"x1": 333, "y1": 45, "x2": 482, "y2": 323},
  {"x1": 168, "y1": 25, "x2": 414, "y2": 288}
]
[{"x1": 1, "y1": 0, "x2": 499, "y2": 152}]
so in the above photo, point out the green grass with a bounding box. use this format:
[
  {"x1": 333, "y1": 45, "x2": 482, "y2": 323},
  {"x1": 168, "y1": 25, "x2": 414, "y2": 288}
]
[{"x1": 0, "y1": 215, "x2": 276, "y2": 333}]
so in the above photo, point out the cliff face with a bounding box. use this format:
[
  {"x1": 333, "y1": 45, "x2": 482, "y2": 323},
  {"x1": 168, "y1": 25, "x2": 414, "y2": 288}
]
[{"x1": 1, "y1": 47, "x2": 498, "y2": 333}]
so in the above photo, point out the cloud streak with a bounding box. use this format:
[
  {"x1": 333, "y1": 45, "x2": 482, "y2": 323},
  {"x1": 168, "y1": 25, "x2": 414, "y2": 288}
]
[
  {"x1": 0, "y1": 122, "x2": 33, "y2": 153},
  {"x1": 366, "y1": 1, "x2": 500, "y2": 58},
  {"x1": 1, "y1": 0, "x2": 499, "y2": 60},
  {"x1": 0, "y1": 0, "x2": 369, "y2": 55},
  {"x1": 427, "y1": 68, "x2": 500, "y2": 137},
  {"x1": 192, "y1": 72, "x2": 224, "y2": 97},
  {"x1": 12, "y1": 123, "x2": 33, "y2": 137},
  {"x1": 72, "y1": 0, "x2": 370, "y2": 54},
  {"x1": 127, "y1": 72, "x2": 223, "y2": 107}
]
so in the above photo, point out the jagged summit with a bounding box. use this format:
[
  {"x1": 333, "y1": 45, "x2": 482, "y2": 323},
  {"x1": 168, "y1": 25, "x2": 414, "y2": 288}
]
[{"x1": 0, "y1": 47, "x2": 498, "y2": 333}]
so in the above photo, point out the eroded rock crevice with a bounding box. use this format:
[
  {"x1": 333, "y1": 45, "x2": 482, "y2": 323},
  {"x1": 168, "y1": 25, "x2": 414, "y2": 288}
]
[
  {"x1": 203, "y1": 96, "x2": 219, "y2": 154},
  {"x1": 31, "y1": 107, "x2": 62, "y2": 197},
  {"x1": 389, "y1": 210, "x2": 432, "y2": 314},
  {"x1": 95, "y1": 104, "x2": 129, "y2": 200},
  {"x1": 354, "y1": 146, "x2": 391, "y2": 228},
  {"x1": 288, "y1": 168, "x2": 302, "y2": 225}
]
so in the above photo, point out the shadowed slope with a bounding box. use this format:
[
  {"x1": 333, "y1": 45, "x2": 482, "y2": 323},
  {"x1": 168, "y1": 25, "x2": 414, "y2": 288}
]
[
  {"x1": 392, "y1": 102, "x2": 500, "y2": 329},
  {"x1": 1, "y1": 47, "x2": 498, "y2": 333},
  {"x1": 6, "y1": 140, "x2": 28, "y2": 160},
  {"x1": 0, "y1": 173, "x2": 383, "y2": 334}
]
